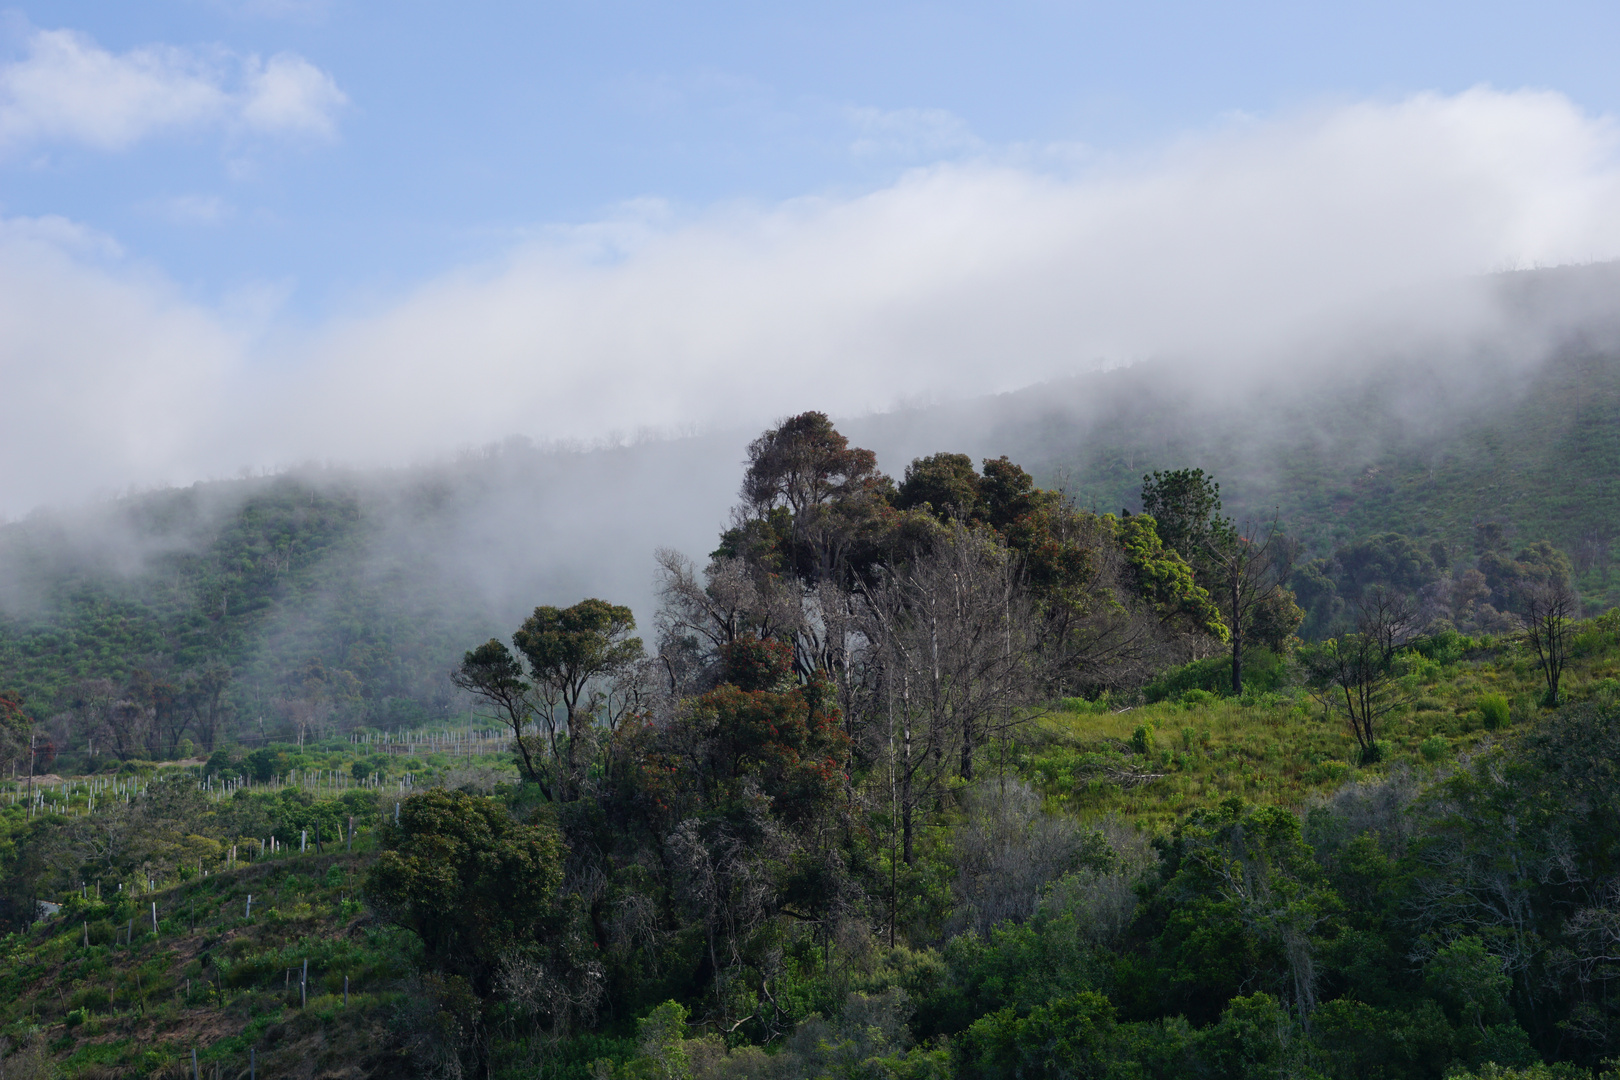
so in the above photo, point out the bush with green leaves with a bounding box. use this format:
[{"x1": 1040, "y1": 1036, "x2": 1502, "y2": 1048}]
[
  {"x1": 365, "y1": 787, "x2": 565, "y2": 995},
  {"x1": 1478, "y1": 693, "x2": 1511, "y2": 730},
  {"x1": 1419, "y1": 735, "x2": 1449, "y2": 762}
]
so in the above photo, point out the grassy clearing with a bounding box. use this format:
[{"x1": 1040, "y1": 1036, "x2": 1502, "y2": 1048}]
[{"x1": 1015, "y1": 620, "x2": 1620, "y2": 830}]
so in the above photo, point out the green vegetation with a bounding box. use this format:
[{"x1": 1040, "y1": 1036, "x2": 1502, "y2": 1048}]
[
  {"x1": 1, "y1": 610, "x2": 1617, "y2": 1077},
  {"x1": 1, "y1": 397, "x2": 1619, "y2": 1078},
  {"x1": 0, "y1": 476, "x2": 490, "y2": 775},
  {"x1": 998, "y1": 327, "x2": 1620, "y2": 614}
]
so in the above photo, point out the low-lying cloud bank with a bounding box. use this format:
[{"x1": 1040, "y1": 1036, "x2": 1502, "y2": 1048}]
[{"x1": 5, "y1": 87, "x2": 1620, "y2": 516}]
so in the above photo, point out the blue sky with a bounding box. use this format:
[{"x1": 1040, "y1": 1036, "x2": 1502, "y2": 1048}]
[
  {"x1": 6, "y1": 2, "x2": 1620, "y2": 512},
  {"x1": 11, "y1": 1, "x2": 1620, "y2": 312}
]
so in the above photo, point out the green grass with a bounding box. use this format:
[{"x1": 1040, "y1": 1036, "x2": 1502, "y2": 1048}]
[{"x1": 1010, "y1": 620, "x2": 1620, "y2": 830}]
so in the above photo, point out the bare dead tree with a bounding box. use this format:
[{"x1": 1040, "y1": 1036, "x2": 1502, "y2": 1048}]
[
  {"x1": 948, "y1": 781, "x2": 1110, "y2": 937},
  {"x1": 654, "y1": 549, "x2": 800, "y2": 660},
  {"x1": 104, "y1": 699, "x2": 151, "y2": 762},
  {"x1": 1306, "y1": 589, "x2": 1419, "y2": 762},
  {"x1": 861, "y1": 524, "x2": 1049, "y2": 861},
  {"x1": 183, "y1": 664, "x2": 231, "y2": 754},
  {"x1": 1522, "y1": 578, "x2": 1579, "y2": 706},
  {"x1": 667, "y1": 804, "x2": 788, "y2": 1030},
  {"x1": 67, "y1": 679, "x2": 118, "y2": 760},
  {"x1": 1202, "y1": 515, "x2": 1294, "y2": 695},
  {"x1": 129, "y1": 668, "x2": 187, "y2": 758},
  {"x1": 1032, "y1": 510, "x2": 1186, "y2": 695},
  {"x1": 279, "y1": 695, "x2": 331, "y2": 750},
  {"x1": 493, "y1": 948, "x2": 605, "y2": 1049},
  {"x1": 655, "y1": 547, "x2": 876, "y2": 747}
]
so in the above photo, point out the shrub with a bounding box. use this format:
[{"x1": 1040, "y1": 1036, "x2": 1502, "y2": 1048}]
[
  {"x1": 1588, "y1": 678, "x2": 1620, "y2": 707},
  {"x1": 245, "y1": 747, "x2": 288, "y2": 782},
  {"x1": 1413, "y1": 628, "x2": 1467, "y2": 664},
  {"x1": 1145, "y1": 656, "x2": 1230, "y2": 702},
  {"x1": 70, "y1": 986, "x2": 110, "y2": 1013},
  {"x1": 1304, "y1": 760, "x2": 1349, "y2": 784},
  {"x1": 1238, "y1": 648, "x2": 1289, "y2": 694},
  {"x1": 1360, "y1": 740, "x2": 1390, "y2": 765},
  {"x1": 1131, "y1": 724, "x2": 1156, "y2": 756},
  {"x1": 625, "y1": 1001, "x2": 690, "y2": 1080},
  {"x1": 204, "y1": 749, "x2": 241, "y2": 777},
  {"x1": 1418, "y1": 735, "x2": 1448, "y2": 763},
  {"x1": 1478, "y1": 693, "x2": 1510, "y2": 730},
  {"x1": 1445, "y1": 1062, "x2": 1580, "y2": 1079},
  {"x1": 1145, "y1": 648, "x2": 1289, "y2": 702}
]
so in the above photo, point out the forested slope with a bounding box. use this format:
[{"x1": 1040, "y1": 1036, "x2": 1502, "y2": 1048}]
[
  {"x1": 0, "y1": 478, "x2": 482, "y2": 746},
  {"x1": 853, "y1": 265, "x2": 1620, "y2": 614},
  {"x1": 2, "y1": 264, "x2": 1617, "y2": 768},
  {"x1": 973, "y1": 340, "x2": 1620, "y2": 608}
]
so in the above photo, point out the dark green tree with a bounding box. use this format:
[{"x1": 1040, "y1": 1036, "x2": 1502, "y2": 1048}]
[
  {"x1": 0, "y1": 691, "x2": 29, "y2": 777},
  {"x1": 639, "y1": 637, "x2": 849, "y2": 828},
  {"x1": 452, "y1": 639, "x2": 550, "y2": 793},
  {"x1": 1480, "y1": 540, "x2": 1575, "y2": 612},
  {"x1": 960, "y1": 990, "x2": 1117, "y2": 1079},
  {"x1": 1333, "y1": 532, "x2": 1438, "y2": 596},
  {"x1": 366, "y1": 788, "x2": 565, "y2": 994},
  {"x1": 979, "y1": 456, "x2": 1056, "y2": 533},
  {"x1": 513, "y1": 598, "x2": 643, "y2": 798},
  {"x1": 894, "y1": 451, "x2": 984, "y2": 522},
  {"x1": 182, "y1": 664, "x2": 231, "y2": 753},
  {"x1": 1140, "y1": 470, "x2": 1299, "y2": 693},
  {"x1": 1151, "y1": 799, "x2": 1336, "y2": 1023},
  {"x1": 730, "y1": 410, "x2": 895, "y2": 587},
  {"x1": 1140, "y1": 468, "x2": 1225, "y2": 565}
]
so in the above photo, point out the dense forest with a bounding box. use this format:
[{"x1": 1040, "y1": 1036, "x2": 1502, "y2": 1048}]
[{"x1": 0, "y1": 386, "x2": 1617, "y2": 1080}]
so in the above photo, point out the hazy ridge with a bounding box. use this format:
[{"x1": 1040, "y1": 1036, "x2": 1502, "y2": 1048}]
[{"x1": 2, "y1": 265, "x2": 1618, "y2": 737}]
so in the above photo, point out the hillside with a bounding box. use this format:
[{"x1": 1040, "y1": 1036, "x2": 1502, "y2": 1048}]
[
  {"x1": 2, "y1": 615, "x2": 1619, "y2": 1077},
  {"x1": 2, "y1": 265, "x2": 1618, "y2": 765},
  {"x1": 985, "y1": 339, "x2": 1620, "y2": 608},
  {"x1": 856, "y1": 266, "x2": 1620, "y2": 613}
]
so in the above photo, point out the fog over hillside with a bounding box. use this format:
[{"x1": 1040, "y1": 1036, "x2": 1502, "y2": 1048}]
[
  {"x1": 5, "y1": 260, "x2": 1619, "y2": 648},
  {"x1": 7, "y1": 90, "x2": 1620, "y2": 519},
  {"x1": 6, "y1": 86, "x2": 1620, "y2": 726}
]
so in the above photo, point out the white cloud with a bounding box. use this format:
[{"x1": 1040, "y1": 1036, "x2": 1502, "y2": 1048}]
[
  {"x1": 0, "y1": 25, "x2": 346, "y2": 152},
  {"x1": 239, "y1": 52, "x2": 345, "y2": 139},
  {"x1": 848, "y1": 106, "x2": 983, "y2": 158},
  {"x1": 0, "y1": 217, "x2": 238, "y2": 511},
  {"x1": 3, "y1": 88, "x2": 1620, "y2": 514},
  {"x1": 148, "y1": 193, "x2": 234, "y2": 225}
]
